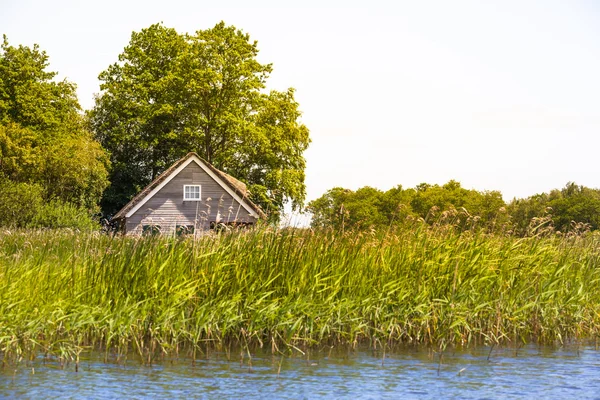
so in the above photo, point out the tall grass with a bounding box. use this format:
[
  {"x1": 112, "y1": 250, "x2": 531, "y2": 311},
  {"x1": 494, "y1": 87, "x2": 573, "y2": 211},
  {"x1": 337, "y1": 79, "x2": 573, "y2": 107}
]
[{"x1": 1, "y1": 226, "x2": 600, "y2": 363}]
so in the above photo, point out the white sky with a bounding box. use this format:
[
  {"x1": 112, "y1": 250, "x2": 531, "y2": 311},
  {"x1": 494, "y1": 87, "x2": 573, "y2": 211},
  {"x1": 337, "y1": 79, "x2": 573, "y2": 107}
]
[{"x1": 2, "y1": 0, "x2": 600, "y2": 209}]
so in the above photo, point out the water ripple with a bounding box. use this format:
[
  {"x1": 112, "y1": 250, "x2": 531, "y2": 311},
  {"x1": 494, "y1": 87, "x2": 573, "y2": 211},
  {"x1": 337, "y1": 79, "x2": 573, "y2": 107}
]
[{"x1": 2, "y1": 344, "x2": 600, "y2": 399}]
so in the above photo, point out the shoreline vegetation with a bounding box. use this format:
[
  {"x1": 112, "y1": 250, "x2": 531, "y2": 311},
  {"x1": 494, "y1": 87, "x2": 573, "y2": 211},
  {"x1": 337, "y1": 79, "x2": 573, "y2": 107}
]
[{"x1": 1, "y1": 224, "x2": 600, "y2": 366}]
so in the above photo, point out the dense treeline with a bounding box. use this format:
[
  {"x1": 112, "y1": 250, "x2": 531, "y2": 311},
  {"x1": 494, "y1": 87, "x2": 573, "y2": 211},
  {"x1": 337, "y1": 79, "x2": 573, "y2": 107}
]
[
  {"x1": 0, "y1": 36, "x2": 109, "y2": 228},
  {"x1": 308, "y1": 180, "x2": 600, "y2": 236}
]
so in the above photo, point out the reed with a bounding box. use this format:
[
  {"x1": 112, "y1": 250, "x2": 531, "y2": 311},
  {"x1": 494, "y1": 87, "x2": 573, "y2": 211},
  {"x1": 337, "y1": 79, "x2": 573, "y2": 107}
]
[{"x1": 1, "y1": 226, "x2": 599, "y2": 363}]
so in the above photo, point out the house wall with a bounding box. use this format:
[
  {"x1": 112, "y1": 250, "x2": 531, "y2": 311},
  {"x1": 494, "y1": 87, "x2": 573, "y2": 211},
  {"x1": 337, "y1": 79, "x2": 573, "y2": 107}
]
[{"x1": 125, "y1": 162, "x2": 257, "y2": 235}]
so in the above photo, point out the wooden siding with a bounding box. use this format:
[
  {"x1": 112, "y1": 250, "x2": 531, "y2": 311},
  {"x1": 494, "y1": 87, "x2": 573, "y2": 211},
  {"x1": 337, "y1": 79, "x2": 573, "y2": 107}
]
[{"x1": 125, "y1": 162, "x2": 257, "y2": 234}]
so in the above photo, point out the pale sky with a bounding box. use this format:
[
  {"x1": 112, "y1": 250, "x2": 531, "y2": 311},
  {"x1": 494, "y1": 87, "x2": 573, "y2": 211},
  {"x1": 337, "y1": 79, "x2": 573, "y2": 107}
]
[{"x1": 2, "y1": 0, "x2": 600, "y2": 211}]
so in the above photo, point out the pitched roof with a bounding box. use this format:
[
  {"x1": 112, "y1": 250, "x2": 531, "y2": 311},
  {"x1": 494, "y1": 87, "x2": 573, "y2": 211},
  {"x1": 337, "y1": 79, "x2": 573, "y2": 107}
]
[{"x1": 112, "y1": 152, "x2": 266, "y2": 220}]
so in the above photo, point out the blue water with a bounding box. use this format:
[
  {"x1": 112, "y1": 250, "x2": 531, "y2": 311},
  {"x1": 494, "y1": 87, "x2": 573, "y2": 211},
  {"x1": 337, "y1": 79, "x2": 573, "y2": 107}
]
[{"x1": 2, "y1": 345, "x2": 600, "y2": 399}]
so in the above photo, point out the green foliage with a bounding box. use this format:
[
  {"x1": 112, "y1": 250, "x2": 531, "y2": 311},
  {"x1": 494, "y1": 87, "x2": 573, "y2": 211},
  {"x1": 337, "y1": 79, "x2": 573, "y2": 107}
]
[
  {"x1": 32, "y1": 200, "x2": 99, "y2": 230},
  {"x1": 1, "y1": 228, "x2": 599, "y2": 362},
  {"x1": 41, "y1": 135, "x2": 110, "y2": 210},
  {"x1": 0, "y1": 37, "x2": 110, "y2": 215},
  {"x1": 380, "y1": 185, "x2": 415, "y2": 223},
  {"x1": 307, "y1": 187, "x2": 350, "y2": 230},
  {"x1": 0, "y1": 35, "x2": 80, "y2": 133},
  {"x1": 463, "y1": 190, "x2": 506, "y2": 228},
  {"x1": 506, "y1": 193, "x2": 549, "y2": 236},
  {"x1": 0, "y1": 178, "x2": 43, "y2": 227},
  {"x1": 90, "y1": 22, "x2": 310, "y2": 217},
  {"x1": 0, "y1": 123, "x2": 40, "y2": 182},
  {"x1": 310, "y1": 180, "x2": 600, "y2": 235},
  {"x1": 506, "y1": 182, "x2": 600, "y2": 235},
  {"x1": 0, "y1": 178, "x2": 97, "y2": 229},
  {"x1": 308, "y1": 180, "x2": 509, "y2": 232},
  {"x1": 548, "y1": 183, "x2": 600, "y2": 232},
  {"x1": 410, "y1": 180, "x2": 469, "y2": 219}
]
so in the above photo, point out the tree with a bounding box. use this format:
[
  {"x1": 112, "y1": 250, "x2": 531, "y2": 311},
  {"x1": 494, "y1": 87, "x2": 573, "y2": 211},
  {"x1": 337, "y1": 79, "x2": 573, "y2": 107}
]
[
  {"x1": 0, "y1": 123, "x2": 40, "y2": 182},
  {"x1": 507, "y1": 193, "x2": 549, "y2": 236},
  {"x1": 90, "y1": 22, "x2": 310, "y2": 217},
  {"x1": 341, "y1": 187, "x2": 388, "y2": 229},
  {"x1": 306, "y1": 187, "x2": 351, "y2": 230},
  {"x1": 381, "y1": 185, "x2": 415, "y2": 224},
  {"x1": 463, "y1": 190, "x2": 507, "y2": 232},
  {"x1": 548, "y1": 183, "x2": 600, "y2": 232},
  {"x1": 308, "y1": 186, "x2": 408, "y2": 230},
  {"x1": 0, "y1": 35, "x2": 80, "y2": 134},
  {"x1": 506, "y1": 183, "x2": 600, "y2": 235},
  {"x1": 0, "y1": 36, "x2": 109, "y2": 211},
  {"x1": 410, "y1": 180, "x2": 470, "y2": 221}
]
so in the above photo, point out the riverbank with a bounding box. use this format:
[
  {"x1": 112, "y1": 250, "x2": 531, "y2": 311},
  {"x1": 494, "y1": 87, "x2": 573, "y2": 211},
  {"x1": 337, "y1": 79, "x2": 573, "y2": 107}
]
[{"x1": 1, "y1": 227, "x2": 599, "y2": 363}]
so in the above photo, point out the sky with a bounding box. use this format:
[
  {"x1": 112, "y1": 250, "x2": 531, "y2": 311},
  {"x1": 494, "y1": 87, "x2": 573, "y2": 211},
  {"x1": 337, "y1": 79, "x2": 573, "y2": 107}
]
[{"x1": 2, "y1": 0, "x2": 600, "y2": 217}]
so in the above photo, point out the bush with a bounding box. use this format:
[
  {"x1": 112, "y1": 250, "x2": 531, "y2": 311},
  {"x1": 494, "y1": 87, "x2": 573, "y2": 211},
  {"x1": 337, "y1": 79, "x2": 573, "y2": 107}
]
[
  {"x1": 0, "y1": 177, "x2": 98, "y2": 229},
  {"x1": 0, "y1": 178, "x2": 44, "y2": 227},
  {"x1": 31, "y1": 200, "x2": 99, "y2": 230}
]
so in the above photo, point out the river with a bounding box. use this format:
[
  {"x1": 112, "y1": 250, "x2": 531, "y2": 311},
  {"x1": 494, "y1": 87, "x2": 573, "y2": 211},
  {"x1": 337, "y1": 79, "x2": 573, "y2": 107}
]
[{"x1": 2, "y1": 344, "x2": 599, "y2": 399}]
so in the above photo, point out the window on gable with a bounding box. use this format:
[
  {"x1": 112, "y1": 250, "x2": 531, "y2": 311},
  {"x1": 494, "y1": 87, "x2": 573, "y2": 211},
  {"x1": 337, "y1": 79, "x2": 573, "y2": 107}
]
[{"x1": 183, "y1": 185, "x2": 201, "y2": 201}]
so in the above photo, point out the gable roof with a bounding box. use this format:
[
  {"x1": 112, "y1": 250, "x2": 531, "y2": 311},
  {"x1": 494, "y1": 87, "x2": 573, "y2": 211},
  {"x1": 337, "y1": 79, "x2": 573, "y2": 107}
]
[{"x1": 112, "y1": 152, "x2": 266, "y2": 220}]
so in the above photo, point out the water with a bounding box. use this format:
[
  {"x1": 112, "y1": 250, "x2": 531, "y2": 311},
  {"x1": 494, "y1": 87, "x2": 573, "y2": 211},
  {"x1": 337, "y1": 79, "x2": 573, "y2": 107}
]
[{"x1": 2, "y1": 344, "x2": 600, "y2": 399}]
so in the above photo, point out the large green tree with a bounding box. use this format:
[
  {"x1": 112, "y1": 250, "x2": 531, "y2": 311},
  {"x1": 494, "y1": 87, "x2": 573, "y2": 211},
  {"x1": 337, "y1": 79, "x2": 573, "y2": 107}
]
[
  {"x1": 0, "y1": 36, "x2": 109, "y2": 211},
  {"x1": 90, "y1": 22, "x2": 310, "y2": 217},
  {"x1": 0, "y1": 36, "x2": 80, "y2": 132}
]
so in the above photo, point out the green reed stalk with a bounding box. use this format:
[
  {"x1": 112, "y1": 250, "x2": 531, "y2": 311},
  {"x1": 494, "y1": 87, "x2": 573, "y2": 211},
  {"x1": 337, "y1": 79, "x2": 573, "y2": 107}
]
[{"x1": 0, "y1": 227, "x2": 599, "y2": 362}]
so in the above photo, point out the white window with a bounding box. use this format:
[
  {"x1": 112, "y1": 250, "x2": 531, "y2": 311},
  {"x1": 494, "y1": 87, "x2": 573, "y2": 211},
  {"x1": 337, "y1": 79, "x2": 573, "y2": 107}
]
[{"x1": 183, "y1": 185, "x2": 201, "y2": 201}]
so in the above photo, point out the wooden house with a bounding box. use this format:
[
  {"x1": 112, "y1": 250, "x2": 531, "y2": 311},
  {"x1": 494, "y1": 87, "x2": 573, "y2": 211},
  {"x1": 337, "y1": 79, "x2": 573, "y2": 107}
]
[{"x1": 112, "y1": 152, "x2": 265, "y2": 235}]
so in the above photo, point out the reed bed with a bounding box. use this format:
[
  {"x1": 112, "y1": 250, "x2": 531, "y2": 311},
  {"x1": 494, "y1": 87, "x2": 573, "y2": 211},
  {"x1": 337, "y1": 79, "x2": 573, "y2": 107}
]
[{"x1": 1, "y1": 226, "x2": 600, "y2": 364}]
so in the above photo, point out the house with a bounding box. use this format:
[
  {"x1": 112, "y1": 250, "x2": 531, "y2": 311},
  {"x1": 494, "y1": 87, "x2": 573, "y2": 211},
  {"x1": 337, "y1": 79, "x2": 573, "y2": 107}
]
[{"x1": 112, "y1": 152, "x2": 265, "y2": 235}]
